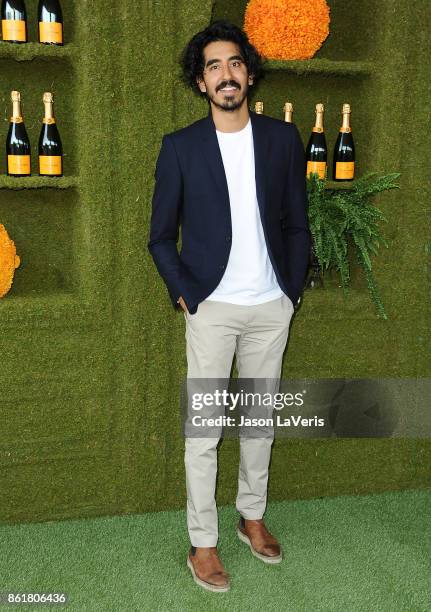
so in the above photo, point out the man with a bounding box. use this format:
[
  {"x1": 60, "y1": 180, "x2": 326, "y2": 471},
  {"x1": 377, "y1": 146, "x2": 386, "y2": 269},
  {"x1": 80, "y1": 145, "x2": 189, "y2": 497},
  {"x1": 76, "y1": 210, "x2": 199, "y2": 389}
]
[{"x1": 148, "y1": 20, "x2": 311, "y2": 592}]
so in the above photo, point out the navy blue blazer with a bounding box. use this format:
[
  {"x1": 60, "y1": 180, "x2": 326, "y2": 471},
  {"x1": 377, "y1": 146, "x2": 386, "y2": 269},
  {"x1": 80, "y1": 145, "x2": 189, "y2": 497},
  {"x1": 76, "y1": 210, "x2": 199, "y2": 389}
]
[{"x1": 148, "y1": 108, "x2": 311, "y2": 315}]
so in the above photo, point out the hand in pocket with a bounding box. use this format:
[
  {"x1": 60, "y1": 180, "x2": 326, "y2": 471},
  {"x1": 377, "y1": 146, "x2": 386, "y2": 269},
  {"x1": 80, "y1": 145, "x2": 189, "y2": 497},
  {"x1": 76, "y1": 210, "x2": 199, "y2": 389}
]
[{"x1": 177, "y1": 295, "x2": 189, "y2": 315}]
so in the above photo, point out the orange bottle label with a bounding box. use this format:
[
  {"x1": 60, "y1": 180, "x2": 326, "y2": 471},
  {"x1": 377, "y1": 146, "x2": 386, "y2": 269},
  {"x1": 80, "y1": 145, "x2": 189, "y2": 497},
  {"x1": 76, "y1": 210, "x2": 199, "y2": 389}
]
[
  {"x1": 307, "y1": 160, "x2": 326, "y2": 179},
  {"x1": 2, "y1": 19, "x2": 26, "y2": 41},
  {"x1": 335, "y1": 161, "x2": 355, "y2": 180},
  {"x1": 8, "y1": 155, "x2": 30, "y2": 174},
  {"x1": 39, "y1": 21, "x2": 63, "y2": 43},
  {"x1": 39, "y1": 155, "x2": 62, "y2": 175}
]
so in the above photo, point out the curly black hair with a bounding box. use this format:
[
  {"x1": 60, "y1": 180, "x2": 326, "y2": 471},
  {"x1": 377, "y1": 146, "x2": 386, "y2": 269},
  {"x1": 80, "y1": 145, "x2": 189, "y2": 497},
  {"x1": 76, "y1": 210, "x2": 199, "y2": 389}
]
[{"x1": 180, "y1": 19, "x2": 265, "y2": 98}]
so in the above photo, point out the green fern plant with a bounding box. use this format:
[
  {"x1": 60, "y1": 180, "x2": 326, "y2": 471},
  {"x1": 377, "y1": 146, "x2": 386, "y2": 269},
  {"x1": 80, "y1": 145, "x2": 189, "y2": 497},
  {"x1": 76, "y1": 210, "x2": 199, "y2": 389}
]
[{"x1": 306, "y1": 171, "x2": 401, "y2": 319}]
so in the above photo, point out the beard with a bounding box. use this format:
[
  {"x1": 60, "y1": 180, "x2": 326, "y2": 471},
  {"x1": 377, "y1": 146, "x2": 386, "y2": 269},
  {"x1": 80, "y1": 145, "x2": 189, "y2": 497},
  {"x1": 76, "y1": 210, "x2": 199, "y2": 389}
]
[{"x1": 206, "y1": 82, "x2": 249, "y2": 112}]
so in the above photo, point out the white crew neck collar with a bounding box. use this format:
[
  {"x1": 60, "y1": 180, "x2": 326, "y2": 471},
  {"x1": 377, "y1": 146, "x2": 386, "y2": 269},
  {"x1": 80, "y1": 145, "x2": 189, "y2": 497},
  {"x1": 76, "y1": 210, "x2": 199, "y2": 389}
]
[{"x1": 216, "y1": 117, "x2": 251, "y2": 135}]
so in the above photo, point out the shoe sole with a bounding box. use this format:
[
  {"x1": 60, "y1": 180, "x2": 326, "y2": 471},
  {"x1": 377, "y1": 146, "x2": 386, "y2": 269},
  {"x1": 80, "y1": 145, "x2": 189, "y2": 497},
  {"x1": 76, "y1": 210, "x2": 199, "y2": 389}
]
[
  {"x1": 236, "y1": 528, "x2": 283, "y2": 564},
  {"x1": 186, "y1": 556, "x2": 230, "y2": 592}
]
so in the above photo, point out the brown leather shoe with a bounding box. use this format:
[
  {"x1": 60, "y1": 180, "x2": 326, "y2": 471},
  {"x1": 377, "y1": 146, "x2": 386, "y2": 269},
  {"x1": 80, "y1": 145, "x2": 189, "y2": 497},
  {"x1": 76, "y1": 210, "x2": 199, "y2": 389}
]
[
  {"x1": 186, "y1": 546, "x2": 230, "y2": 592},
  {"x1": 237, "y1": 516, "x2": 282, "y2": 564}
]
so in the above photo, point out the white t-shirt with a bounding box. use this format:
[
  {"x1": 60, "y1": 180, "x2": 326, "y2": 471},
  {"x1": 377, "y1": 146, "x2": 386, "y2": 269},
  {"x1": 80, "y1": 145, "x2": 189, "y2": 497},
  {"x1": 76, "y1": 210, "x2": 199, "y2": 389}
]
[{"x1": 205, "y1": 118, "x2": 283, "y2": 305}]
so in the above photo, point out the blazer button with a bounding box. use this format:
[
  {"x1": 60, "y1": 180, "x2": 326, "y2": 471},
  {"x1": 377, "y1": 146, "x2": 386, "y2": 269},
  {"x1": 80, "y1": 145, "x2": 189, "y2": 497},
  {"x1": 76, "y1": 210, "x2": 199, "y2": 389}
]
[
  {"x1": 226, "y1": 235, "x2": 231, "y2": 242},
  {"x1": 220, "y1": 264, "x2": 225, "y2": 270}
]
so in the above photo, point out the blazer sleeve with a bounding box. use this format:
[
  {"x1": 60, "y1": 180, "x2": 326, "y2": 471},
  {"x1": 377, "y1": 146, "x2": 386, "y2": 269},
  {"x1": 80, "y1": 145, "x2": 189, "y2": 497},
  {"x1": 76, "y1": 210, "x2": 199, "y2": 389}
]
[
  {"x1": 284, "y1": 123, "x2": 312, "y2": 307},
  {"x1": 147, "y1": 134, "x2": 184, "y2": 310}
]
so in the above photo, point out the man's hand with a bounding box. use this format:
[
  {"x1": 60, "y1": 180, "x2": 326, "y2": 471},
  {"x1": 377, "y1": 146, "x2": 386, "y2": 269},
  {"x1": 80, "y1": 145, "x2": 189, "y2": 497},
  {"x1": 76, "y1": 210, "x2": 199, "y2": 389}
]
[{"x1": 177, "y1": 296, "x2": 189, "y2": 315}]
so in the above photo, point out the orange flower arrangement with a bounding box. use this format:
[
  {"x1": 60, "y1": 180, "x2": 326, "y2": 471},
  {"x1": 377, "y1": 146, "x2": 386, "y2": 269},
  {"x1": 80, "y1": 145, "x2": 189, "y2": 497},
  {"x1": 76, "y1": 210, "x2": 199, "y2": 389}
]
[
  {"x1": 0, "y1": 223, "x2": 20, "y2": 298},
  {"x1": 244, "y1": 0, "x2": 330, "y2": 60}
]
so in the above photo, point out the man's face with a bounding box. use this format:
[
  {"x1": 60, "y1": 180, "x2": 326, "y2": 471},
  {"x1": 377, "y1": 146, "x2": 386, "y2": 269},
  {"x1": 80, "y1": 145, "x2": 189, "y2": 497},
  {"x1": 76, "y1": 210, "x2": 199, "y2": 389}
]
[{"x1": 196, "y1": 40, "x2": 253, "y2": 112}]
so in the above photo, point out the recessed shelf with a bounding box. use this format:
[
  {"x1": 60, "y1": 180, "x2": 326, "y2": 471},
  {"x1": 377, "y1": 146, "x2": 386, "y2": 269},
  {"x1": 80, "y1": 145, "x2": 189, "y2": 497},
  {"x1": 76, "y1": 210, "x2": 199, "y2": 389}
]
[
  {"x1": 0, "y1": 176, "x2": 79, "y2": 190},
  {"x1": 264, "y1": 58, "x2": 374, "y2": 77},
  {"x1": 0, "y1": 41, "x2": 76, "y2": 61},
  {"x1": 0, "y1": 188, "x2": 78, "y2": 299}
]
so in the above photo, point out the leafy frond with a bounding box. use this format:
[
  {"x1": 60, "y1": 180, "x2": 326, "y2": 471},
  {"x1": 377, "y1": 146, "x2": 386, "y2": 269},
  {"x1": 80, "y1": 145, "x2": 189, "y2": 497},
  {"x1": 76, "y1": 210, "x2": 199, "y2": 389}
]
[{"x1": 306, "y1": 171, "x2": 400, "y2": 319}]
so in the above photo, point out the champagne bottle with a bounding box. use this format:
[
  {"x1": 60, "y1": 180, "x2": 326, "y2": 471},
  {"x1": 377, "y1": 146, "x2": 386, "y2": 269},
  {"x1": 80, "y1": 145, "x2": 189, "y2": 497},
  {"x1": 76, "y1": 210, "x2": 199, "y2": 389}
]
[
  {"x1": 1, "y1": 0, "x2": 27, "y2": 43},
  {"x1": 255, "y1": 101, "x2": 263, "y2": 114},
  {"x1": 306, "y1": 103, "x2": 327, "y2": 180},
  {"x1": 6, "y1": 90, "x2": 31, "y2": 176},
  {"x1": 38, "y1": 92, "x2": 63, "y2": 176},
  {"x1": 38, "y1": 0, "x2": 63, "y2": 45},
  {"x1": 333, "y1": 103, "x2": 355, "y2": 181},
  {"x1": 283, "y1": 102, "x2": 293, "y2": 123}
]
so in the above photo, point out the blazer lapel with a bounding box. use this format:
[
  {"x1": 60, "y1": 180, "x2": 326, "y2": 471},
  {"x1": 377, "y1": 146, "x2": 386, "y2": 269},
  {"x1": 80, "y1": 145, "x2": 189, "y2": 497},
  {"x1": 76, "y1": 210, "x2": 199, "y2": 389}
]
[
  {"x1": 201, "y1": 109, "x2": 230, "y2": 215},
  {"x1": 200, "y1": 107, "x2": 270, "y2": 218},
  {"x1": 249, "y1": 109, "x2": 270, "y2": 219}
]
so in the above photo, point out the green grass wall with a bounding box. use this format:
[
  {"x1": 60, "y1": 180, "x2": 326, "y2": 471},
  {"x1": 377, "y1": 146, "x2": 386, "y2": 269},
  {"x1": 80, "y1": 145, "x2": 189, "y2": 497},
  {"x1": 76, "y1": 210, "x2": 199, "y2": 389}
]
[{"x1": 0, "y1": 0, "x2": 429, "y2": 524}]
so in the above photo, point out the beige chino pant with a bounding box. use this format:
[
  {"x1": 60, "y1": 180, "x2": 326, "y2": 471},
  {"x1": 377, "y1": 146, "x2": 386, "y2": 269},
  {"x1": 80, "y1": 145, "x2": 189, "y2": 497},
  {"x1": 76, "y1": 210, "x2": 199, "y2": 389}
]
[{"x1": 183, "y1": 293, "x2": 294, "y2": 547}]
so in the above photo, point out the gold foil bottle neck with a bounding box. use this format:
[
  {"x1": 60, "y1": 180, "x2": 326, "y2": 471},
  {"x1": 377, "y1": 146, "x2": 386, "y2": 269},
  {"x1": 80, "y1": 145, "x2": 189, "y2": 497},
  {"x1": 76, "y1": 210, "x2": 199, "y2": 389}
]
[
  {"x1": 340, "y1": 103, "x2": 352, "y2": 132},
  {"x1": 255, "y1": 101, "x2": 264, "y2": 114},
  {"x1": 284, "y1": 102, "x2": 293, "y2": 122},
  {"x1": 312, "y1": 103, "x2": 325, "y2": 132},
  {"x1": 42, "y1": 92, "x2": 55, "y2": 123},
  {"x1": 10, "y1": 90, "x2": 23, "y2": 122}
]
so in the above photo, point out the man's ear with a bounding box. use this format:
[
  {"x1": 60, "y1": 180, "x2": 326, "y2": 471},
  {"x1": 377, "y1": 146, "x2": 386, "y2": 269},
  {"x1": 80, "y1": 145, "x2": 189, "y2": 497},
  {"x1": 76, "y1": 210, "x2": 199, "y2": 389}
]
[
  {"x1": 248, "y1": 73, "x2": 254, "y2": 85},
  {"x1": 196, "y1": 76, "x2": 207, "y2": 93}
]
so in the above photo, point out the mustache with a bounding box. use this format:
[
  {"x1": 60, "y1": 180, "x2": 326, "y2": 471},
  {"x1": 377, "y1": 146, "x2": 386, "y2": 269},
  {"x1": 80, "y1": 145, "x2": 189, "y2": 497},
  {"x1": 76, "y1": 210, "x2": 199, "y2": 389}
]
[{"x1": 216, "y1": 81, "x2": 240, "y2": 92}]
